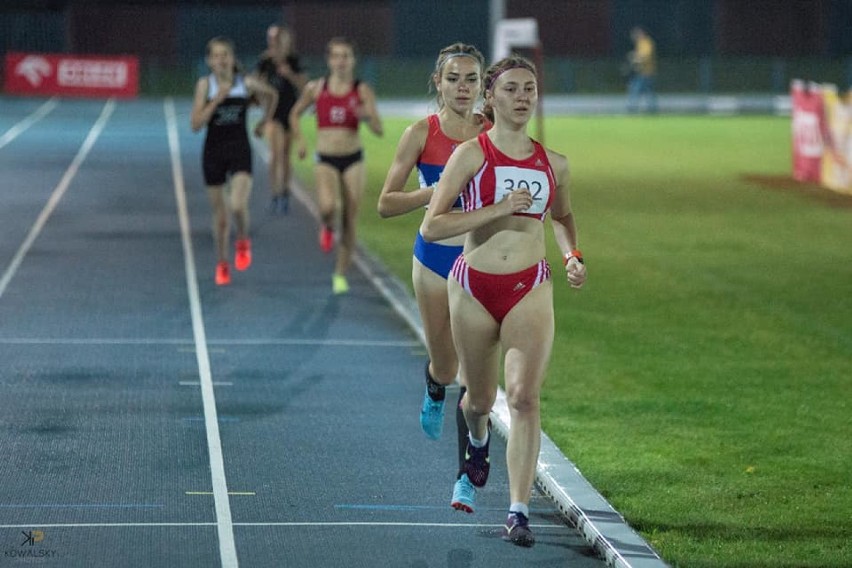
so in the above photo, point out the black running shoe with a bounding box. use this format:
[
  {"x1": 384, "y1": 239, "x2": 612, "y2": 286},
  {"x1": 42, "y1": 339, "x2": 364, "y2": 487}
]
[
  {"x1": 463, "y1": 435, "x2": 490, "y2": 488},
  {"x1": 502, "y1": 512, "x2": 535, "y2": 547}
]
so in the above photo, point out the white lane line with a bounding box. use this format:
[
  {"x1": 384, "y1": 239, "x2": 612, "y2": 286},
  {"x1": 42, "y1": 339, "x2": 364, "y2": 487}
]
[
  {"x1": 0, "y1": 521, "x2": 542, "y2": 529},
  {"x1": 0, "y1": 97, "x2": 59, "y2": 150},
  {"x1": 0, "y1": 337, "x2": 420, "y2": 347},
  {"x1": 0, "y1": 99, "x2": 115, "y2": 302},
  {"x1": 237, "y1": 521, "x2": 555, "y2": 528},
  {"x1": 164, "y1": 98, "x2": 238, "y2": 568},
  {"x1": 208, "y1": 338, "x2": 419, "y2": 347},
  {"x1": 0, "y1": 338, "x2": 191, "y2": 345},
  {"x1": 0, "y1": 523, "x2": 216, "y2": 528}
]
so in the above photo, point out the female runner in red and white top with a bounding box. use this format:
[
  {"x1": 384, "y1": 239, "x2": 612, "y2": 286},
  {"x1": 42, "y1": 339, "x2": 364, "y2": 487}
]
[
  {"x1": 421, "y1": 55, "x2": 587, "y2": 548},
  {"x1": 289, "y1": 37, "x2": 383, "y2": 294}
]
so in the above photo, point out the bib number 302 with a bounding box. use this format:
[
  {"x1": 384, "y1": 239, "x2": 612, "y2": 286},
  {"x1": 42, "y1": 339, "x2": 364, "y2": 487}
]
[{"x1": 494, "y1": 166, "x2": 550, "y2": 215}]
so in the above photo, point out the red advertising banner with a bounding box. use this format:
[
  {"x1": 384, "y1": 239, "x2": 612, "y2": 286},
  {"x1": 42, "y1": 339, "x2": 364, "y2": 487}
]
[
  {"x1": 790, "y1": 80, "x2": 825, "y2": 183},
  {"x1": 4, "y1": 52, "x2": 139, "y2": 98}
]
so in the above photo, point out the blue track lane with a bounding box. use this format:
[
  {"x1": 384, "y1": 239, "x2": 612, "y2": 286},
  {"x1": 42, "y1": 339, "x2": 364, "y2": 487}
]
[{"x1": 0, "y1": 97, "x2": 607, "y2": 568}]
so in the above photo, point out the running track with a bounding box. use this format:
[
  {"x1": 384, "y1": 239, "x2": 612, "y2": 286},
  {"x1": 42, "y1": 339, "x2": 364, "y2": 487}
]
[{"x1": 0, "y1": 96, "x2": 664, "y2": 567}]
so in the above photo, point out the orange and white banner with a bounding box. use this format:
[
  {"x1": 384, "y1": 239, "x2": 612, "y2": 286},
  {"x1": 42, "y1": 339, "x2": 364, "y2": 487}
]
[{"x1": 4, "y1": 52, "x2": 138, "y2": 99}]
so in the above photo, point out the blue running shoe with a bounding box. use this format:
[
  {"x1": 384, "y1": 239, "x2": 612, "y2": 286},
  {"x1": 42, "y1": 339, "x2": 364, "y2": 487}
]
[
  {"x1": 463, "y1": 434, "x2": 490, "y2": 487},
  {"x1": 420, "y1": 389, "x2": 445, "y2": 440},
  {"x1": 502, "y1": 512, "x2": 535, "y2": 547},
  {"x1": 451, "y1": 474, "x2": 476, "y2": 513}
]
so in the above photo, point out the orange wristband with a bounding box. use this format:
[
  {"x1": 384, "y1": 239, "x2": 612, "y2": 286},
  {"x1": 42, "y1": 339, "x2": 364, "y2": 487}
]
[{"x1": 563, "y1": 249, "x2": 584, "y2": 266}]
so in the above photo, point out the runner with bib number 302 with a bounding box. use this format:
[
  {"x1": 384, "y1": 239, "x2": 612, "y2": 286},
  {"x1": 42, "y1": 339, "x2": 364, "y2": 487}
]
[{"x1": 421, "y1": 54, "x2": 587, "y2": 548}]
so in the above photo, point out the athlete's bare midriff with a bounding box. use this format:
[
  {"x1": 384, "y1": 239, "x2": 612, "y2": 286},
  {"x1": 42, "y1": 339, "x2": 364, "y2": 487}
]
[
  {"x1": 315, "y1": 127, "x2": 362, "y2": 156},
  {"x1": 463, "y1": 216, "x2": 545, "y2": 273}
]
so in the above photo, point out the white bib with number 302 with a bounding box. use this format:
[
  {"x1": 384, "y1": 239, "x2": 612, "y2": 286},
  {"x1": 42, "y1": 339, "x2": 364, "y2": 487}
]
[{"x1": 494, "y1": 166, "x2": 550, "y2": 215}]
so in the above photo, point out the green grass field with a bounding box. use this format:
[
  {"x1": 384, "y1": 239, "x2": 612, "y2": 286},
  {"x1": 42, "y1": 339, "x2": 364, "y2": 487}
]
[{"x1": 293, "y1": 115, "x2": 851, "y2": 568}]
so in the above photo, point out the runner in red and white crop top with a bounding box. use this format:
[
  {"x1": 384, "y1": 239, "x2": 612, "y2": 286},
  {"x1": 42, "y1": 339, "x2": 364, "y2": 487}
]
[
  {"x1": 419, "y1": 58, "x2": 586, "y2": 547},
  {"x1": 288, "y1": 37, "x2": 383, "y2": 296},
  {"x1": 315, "y1": 78, "x2": 362, "y2": 131},
  {"x1": 460, "y1": 132, "x2": 555, "y2": 221}
]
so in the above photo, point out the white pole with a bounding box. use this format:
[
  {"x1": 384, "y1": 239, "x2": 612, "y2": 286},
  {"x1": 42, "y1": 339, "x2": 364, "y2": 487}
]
[{"x1": 489, "y1": 0, "x2": 506, "y2": 62}]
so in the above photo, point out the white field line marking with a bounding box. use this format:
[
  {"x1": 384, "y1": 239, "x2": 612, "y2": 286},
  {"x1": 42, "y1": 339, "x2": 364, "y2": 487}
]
[
  {"x1": 209, "y1": 338, "x2": 419, "y2": 346},
  {"x1": 0, "y1": 97, "x2": 59, "y2": 150},
  {"x1": 0, "y1": 99, "x2": 114, "y2": 302},
  {"x1": 0, "y1": 521, "x2": 551, "y2": 529},
  {"x1": 0, "y1": 337, "x2": 418, "y2": 347},
  {"x1": 0, "y1": 338, "x2": 191, "y2": 345},
  {"x1": 164, "y1": 98, "x2": 238, "y2": 568}
]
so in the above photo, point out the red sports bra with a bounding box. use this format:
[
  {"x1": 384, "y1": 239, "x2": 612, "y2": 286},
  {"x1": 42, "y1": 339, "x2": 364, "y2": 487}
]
[
  {"x1": 315, "y1": 78, "x2": 361, "y2": 130},
  {"x1": 460, "y1": 133, "x2": 555, "y2": 221}
]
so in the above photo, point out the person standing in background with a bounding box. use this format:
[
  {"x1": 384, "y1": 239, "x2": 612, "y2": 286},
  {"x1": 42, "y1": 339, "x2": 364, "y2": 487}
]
[
  {"x1": 626, "y1": 26, "x2": 657, "y2": 114},
  {"x1": 290, "y1": 37, "x2": 383, "y2": 295},
  {"x1": 191, "y1": 37, "x2": 278, "y2": 286},
  {"x1": 256, "y1": 24, "x2": 307, "y2": 214}
]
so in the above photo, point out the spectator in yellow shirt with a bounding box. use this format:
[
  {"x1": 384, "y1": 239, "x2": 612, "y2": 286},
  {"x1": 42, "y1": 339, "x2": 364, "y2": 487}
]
[{"x1": 627, "y1": 26, "x2": 657, "y2": 113}]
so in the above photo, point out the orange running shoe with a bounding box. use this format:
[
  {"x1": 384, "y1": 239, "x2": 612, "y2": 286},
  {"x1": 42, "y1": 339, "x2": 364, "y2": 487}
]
[
  {"x1": 215, "y1": 261, "x2": 231, "y2": 286},
  {"x1": 235, "y1": 238, "x2": 252, "y2": 271},
  {"x1": 319, "y1": 226, "x2": 334, "y2": 253}
]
